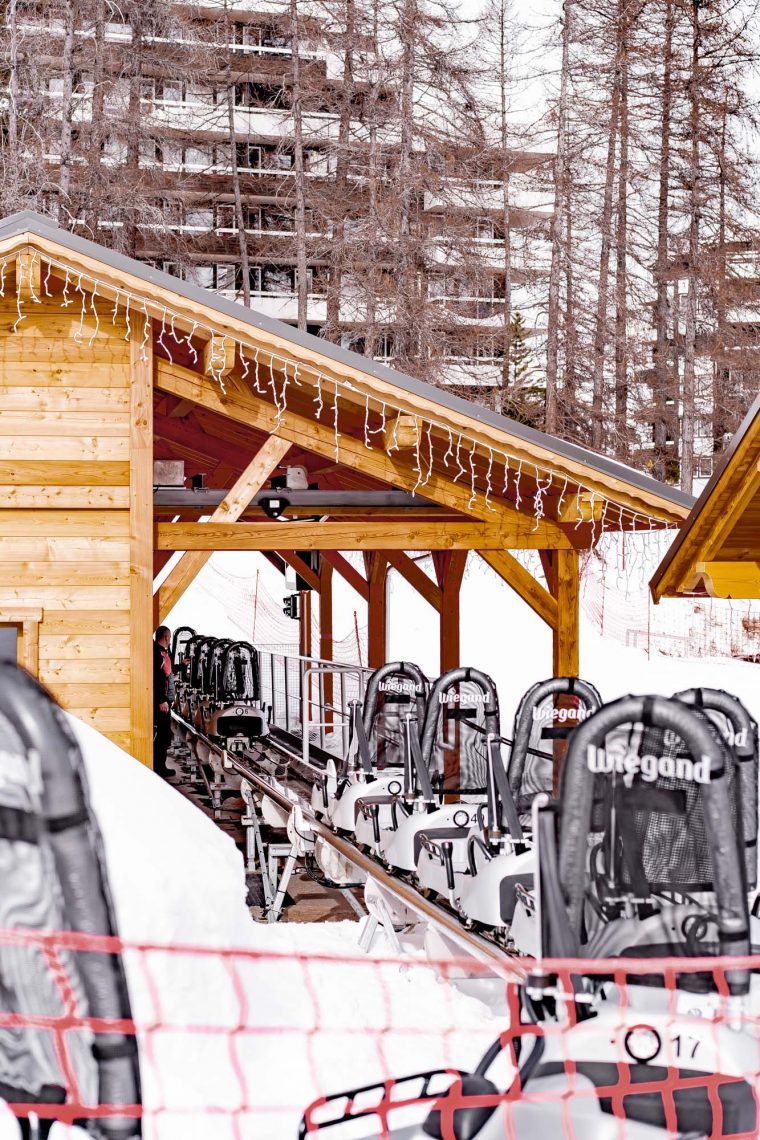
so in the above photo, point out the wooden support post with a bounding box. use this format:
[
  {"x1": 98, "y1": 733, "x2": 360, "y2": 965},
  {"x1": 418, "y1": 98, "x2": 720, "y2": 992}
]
[
  {"x1": 299, "y1": 590, "x2": 312, "y2": 658},
  {"x1": 130, "y1": 321, "x2": 154, "y2": 766},
  {"x1": 156, "y1": 435, "x2": 291, "y2": 621},
  {"x1": 366, "y1": 554, "x2": 388, "y2": 668},
  {"x1": 552, "y1": 549, "x2": 580, "y2": 677},
  {"x1": 541, "y1": 549, "x2": 581, "y2": 795},
  {"x1": 440, "y1": 552, "x2": 467, "y2": 673},
  {"x1": 320, "y1": 560, "x2": 334, "y2": 726}
]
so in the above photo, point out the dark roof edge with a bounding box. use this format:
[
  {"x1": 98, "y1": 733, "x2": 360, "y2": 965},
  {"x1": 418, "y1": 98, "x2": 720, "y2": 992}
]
[{"x1": 0, "y1": 209, "x2": 692, "y2": 512}]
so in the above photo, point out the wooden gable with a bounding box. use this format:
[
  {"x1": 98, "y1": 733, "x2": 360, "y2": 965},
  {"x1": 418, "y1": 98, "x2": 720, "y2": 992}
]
[{"x1": 651, "y1": 394, "x2": 760, "y2": 601}]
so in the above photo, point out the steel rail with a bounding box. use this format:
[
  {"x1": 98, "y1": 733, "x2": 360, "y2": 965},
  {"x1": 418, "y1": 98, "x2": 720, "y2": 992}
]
[{"x1": 172, "y1": 712, "x2": 524, "y2": 975}]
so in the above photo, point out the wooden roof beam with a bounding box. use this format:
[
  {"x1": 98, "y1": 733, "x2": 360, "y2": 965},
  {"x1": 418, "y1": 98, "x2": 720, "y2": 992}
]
[
  {"x1": 685, "y1": 560, "x2": 760, "y2": 599},
  {"x1": 156, "y1": 519, "x2": 560, "y2": 551},
  {"x1": 278, "y1": 551, "x2": 321, "y2": 592},
  {"x1": 321, "y1": 551, "x2": 369, "y2": 601},
  {"x1": 479, "y1": 549, "x2": 558, "y2": 629},
  {"x1": 386, "y1": 551, "x2": 442, "y2": 611}
]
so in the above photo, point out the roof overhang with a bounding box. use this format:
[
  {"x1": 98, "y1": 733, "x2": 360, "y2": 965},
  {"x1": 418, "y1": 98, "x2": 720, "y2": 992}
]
[
  {"x1": 651, "y1": 392, "x2": 760, "y2": 601},
  {"x1": 0, "y1": 210, "x2": 691, "y2": 535}
]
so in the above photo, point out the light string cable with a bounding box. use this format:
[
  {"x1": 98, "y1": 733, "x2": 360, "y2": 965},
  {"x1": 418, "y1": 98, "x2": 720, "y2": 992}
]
[{"x1": 19, "y1": 252, "x2": 678, "y2": 536}]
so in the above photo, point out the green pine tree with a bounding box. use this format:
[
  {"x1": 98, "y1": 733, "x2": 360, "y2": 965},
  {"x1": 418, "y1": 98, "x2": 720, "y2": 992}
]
[{"x1": 501, "y1": 311, "x2": 542, "y2": 426}]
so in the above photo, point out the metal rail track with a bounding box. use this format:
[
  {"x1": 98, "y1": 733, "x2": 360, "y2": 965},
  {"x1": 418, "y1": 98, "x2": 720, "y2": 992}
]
[{"x1": 173, "y1": 712, "x2": 525, "y2": 974}]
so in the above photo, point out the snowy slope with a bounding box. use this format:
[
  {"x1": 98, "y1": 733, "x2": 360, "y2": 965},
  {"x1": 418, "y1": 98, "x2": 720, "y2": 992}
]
[{"x1": 0, "y1": 718, "x2": 497, "y2": 1140}]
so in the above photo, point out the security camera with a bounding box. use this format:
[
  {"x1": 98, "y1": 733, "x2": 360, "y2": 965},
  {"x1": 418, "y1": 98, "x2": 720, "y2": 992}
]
[{"x1": 260, "y1": 493, "x2": 290, "y2": 519}]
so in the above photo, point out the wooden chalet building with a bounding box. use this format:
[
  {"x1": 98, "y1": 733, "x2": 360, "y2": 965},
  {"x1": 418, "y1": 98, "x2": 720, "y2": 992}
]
[{"x1": 0, "y1": 212, "x2": 690, "y2": 766}]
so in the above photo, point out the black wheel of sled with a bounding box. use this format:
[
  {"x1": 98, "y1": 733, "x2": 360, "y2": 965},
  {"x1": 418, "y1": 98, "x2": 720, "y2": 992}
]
[
  {"x1": 245, "y1": 872, "x2": 295, "y2": 918},
  {"x1": 246, "y1": 872, "x2": 267, "y2": 909}
]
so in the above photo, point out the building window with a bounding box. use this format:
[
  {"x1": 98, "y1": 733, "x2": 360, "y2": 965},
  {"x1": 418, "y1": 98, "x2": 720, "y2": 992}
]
[
  {"x1": 271, "y1": 151, "x2": 293, "y2": 171},
  {"x1": 261, "y1": 207, "x2": 293, "y2": 232},
  {"x1": 235, "y1": 82, "x2": 287, "y2": 109},
  {"x1": 185, "y1": 208, "x2": 213, "y2": 231},
  {"x1": 261, "y1": 266, "x2": 294, "y2": 294},
  {"x1": 236, "y1": 143, "x2": 262, "y2": 171},
  {"x1": 215, "y1": 264, "x2": 236, "y2": 291},
  {"x1": 244, "y1": 206, "x2": 262, "y2": 231},
  {"x1": 103, "y1": 135, "x2": 127, "y2": 165},
  {"x1": 186, "y1": 265, "x2": 214, "y2": 289},
  {"x1": 216, "y1": 204, "x2": 236, "y2": 231},
  {"x1": 375, "y1": 333, "x2": 395, "y2": 360},
  {"x1": 183, "y1": 146, "x2": 214, "y2": 170}
]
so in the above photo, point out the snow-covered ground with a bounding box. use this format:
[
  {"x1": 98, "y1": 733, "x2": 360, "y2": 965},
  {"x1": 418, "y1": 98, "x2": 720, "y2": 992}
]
[
  {"x1": 4, "y1": 718, "x2": 499, "y2": 1140},
  {"x1": 11, "y1": 541, "x2": 760, "y2": 1138}
]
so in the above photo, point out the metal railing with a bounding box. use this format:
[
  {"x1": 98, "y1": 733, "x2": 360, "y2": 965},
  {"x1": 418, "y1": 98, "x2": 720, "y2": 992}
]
[{"x1": 258, "y1": 650, "x2": 372, "y2": 764}]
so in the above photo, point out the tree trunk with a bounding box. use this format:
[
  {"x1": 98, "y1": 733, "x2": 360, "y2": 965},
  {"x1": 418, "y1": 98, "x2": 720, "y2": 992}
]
[
  {"x1": 497, "y1": 0, "x2": 512, "y2": 415},
  {"x1": 396, "y1": 0, "x2": 417, "y2": 365},
  {"x1": 591, "y1": 72, "x2": 620, "y2": 451},
  {"x1": 365, "y1": 113, "x2": 379, "y2": 358},
  {"x1": 7, "y1": 0, "x2": 18, "y2": 175},
  {"x1": 652, "y1": 0, "x2": 673, "y2": 481},
  {"x1": 84, "y1": 0, "x2": 106, "y2": 236},
  {"x1": 124, "y1": 5, "x2": 143, "y2": 257},
  {"x1": 545, "y1": 0, "x2": 571, "y2": 434},
  {"x1": 228, "y1": 86, "x2": 250, "y2": 306},
  {"x1": 57, "y1": 0, "x2": 76, "y2": 224},
  {"x1": 713, "y1": 106, "x2": 728, "y2": 455},
  {"x1": 682, "y1": 0, "x2": 700, "y2": 494},
  {"x1": 290, "y1": 0, "x2": 309, "y2": 331},
  {"x1": 324, "y1": 0, "x2": 356, "y2": 342},
  {"x1": 564, "y1": 179, "x2": 576, "y2": 422},
  {"x1": 613, "y1": 0, "x2": 629, "y2": 458}
]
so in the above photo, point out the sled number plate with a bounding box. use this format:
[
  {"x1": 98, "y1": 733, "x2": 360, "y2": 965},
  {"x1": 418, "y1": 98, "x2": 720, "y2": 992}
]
[{"x1": 624, "y1": 1025, "x2": 702, "y2": 1064}]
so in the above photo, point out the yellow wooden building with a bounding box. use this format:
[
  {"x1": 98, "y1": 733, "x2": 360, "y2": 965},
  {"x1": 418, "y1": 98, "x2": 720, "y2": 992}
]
[
  {"x1": 651, "y1": 392, "x2": 760, "y2": 603},
  {"x1": 0, "y1": 211, "x2": 690, "y2": 765}
]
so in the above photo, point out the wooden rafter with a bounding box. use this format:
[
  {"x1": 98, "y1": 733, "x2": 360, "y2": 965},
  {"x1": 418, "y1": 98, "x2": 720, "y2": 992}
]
[
  {"x1": 479, "y1": 549, "x2": 558, "y2": 629},
  {"x1": 156, "y1": 435, "x2": 291, "y2": 621},
  {"x1": 278, "y1": 550, "x2": 321, "y2": 592},
  {"x1": 386, "y1": 552, "x2": 442, "y2": 612},
  {"x1": 321, "y1": 552, "x2": 369, "y2": 601}
]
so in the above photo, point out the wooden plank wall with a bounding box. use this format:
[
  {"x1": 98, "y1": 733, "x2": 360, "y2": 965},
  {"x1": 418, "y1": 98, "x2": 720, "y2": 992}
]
[{"x1": 0, "y1": 297, "x2": 142, "y2": 757}]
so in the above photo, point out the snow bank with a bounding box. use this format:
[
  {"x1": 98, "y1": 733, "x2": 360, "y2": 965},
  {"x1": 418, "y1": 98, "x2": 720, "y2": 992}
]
[{"x1": 0, "y1": 718, "x2": 496, "y2": 1140}]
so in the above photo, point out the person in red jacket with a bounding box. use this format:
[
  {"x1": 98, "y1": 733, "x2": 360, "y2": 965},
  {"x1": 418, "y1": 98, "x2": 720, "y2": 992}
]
[{"x1": 153, "y1": 626, "x2": 175, "y2": 778}]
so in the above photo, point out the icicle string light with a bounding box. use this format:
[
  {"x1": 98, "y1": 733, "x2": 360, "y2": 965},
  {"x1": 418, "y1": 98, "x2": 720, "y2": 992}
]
[
  {"x1": 412, "y1": 418, "x2": 423, "y2": 494},
  {"x1": 467, "y1": 441, "x2": 478, "y2": 509},
  {"x1": 87, "y1": 282, "x2": 100, "y2": 348},
  {"x1": 13, "y1": 247, "x2": 680, "y2": 543}
]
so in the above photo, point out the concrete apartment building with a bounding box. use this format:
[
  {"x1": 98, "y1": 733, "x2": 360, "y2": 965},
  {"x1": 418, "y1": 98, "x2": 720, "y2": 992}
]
[{"x1": 22, "y1": 0, "x2": 552, "y2": 398}]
